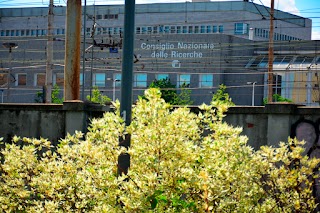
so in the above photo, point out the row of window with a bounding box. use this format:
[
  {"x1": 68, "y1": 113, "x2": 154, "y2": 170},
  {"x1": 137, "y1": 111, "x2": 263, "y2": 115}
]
[
  {"x1": 0, "y1": 28, "x2": 65, "y2": 37},
  {"x1": 1, "y1": 24, "x2": 225, "y2": 37},
  {"x1": 0, "y1": 73, "x2": 214, "y2": 88},
  {"x1": 254, "y1": 28, "x2": 300, "y2": 41},
  {"x1": 88, "y1": 14, "x2": 119, "y2": 20}
]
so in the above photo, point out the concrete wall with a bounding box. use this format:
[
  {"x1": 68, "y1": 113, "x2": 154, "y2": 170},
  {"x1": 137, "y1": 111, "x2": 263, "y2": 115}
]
[
  {"x1": 225, "y1": 103, "x2": 320, "y2": 150},
  {"x1": 0, "y1": 101, "x2": 109, "y2": 146}
]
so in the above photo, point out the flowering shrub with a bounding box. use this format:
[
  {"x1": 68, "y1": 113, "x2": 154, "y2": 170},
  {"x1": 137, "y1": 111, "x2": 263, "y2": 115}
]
[{"x1": 0, "y1": 88, "x2": 319, "y2": 212}]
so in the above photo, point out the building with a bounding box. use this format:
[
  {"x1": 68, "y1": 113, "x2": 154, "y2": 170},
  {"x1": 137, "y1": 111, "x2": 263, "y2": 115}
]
[{"x1": 0, "y1": 0, "x2": 317, "y2": 105}]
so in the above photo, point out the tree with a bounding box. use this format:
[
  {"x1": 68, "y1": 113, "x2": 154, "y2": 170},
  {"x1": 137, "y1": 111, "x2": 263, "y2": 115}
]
[
  {"x1": 212, "y1": 84, "x2": 234, "y2": 106},
  {"x1": 86, "y1": 86, "x2": 111, "y2": 105},
  {"x1": 263, "y1": 94, "x2": 293, "y2": 105},
  {"x1": 1, "y1": 88, "x2": 319, "y2": 212},
  {"x1": 34, "y1": 84, "x2": 63, "y2": 104},
  {"x1": 145, "y1": 78, "x2": 193, "y2": 105}
]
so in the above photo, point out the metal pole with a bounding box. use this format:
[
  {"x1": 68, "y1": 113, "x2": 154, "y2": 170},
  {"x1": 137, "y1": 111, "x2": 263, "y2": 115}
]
[
  {"x1": 113, "y1": 80, "x2": 116, "y2": 102},
  {"x1": 267, "y1": 0, "x2": 275, "y2": 102},
  {"x1": 46, "y1": 0, "x2": 54, "y2": 103},
  {"x1": 64, "y1": 0, "x2": 81, "y2": 101},
  {"x1": 81, "y1": 0, "x2": 87, "y2": 100},
  {"x1": 119, "y1": 0, "x2": 135, "y2": 175},
  {"x1": 252, "y1": 82, "x2": 256, "y2": 106},
  {"x1": 7, "y1": 48, "x2": 12, "y2": 102}
]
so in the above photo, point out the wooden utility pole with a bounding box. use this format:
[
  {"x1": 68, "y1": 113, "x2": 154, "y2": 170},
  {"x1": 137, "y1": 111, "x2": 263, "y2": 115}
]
[
  {"x1": 46, "y1": 0, "x2": 53, "y2": 103},
  {"x1": 267, "y1": 0, "x2": 275, "y2": 102},
  {"x1": 64, "y1": 0, "x2": 81, "y2": 100}
]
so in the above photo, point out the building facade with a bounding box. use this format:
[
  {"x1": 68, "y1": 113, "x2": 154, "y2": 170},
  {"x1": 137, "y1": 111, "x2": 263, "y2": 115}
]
[{"x1": 0, "y1": 1, "x2": 317, "y2": 106}]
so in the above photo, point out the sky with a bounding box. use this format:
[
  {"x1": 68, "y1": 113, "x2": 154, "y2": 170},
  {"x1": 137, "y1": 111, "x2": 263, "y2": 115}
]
[{"x1": 0, "y1": 0, "x2": 319, "y2": 40}]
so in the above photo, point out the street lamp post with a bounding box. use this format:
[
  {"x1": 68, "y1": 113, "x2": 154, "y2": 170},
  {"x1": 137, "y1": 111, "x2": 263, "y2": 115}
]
[
  {"x1": 113, "y1": 79, "x2": 120, "y2": 102},
  {"x1": 2, "y1": 42, "x2": 18, "y2": 103},
  {"x1": 247, "y1": 81, "x2": 257, "y2": 106}
]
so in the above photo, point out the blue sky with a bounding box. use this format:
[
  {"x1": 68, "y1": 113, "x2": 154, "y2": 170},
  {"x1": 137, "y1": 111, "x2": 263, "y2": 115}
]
[{"x1": 1, "y1": 0, "x2": 319, "y2": 39}]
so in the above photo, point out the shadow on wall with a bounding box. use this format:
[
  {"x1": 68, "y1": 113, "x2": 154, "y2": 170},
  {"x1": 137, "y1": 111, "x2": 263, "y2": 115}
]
[{"x1": 291, "y1": 119, "x2": 320, "y2": 205}]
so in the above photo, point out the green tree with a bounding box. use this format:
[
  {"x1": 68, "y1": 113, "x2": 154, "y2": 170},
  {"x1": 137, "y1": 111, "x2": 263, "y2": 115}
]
[
  {"x1": 86, "y1": 86, "x2": 111, "y2": 105},
  {"x1": 146, "y1": 78, "x2": 193, "y2": 105},
  {"x1": 34, "y1": 84, "x2": 63, "y2": 104},
  {"x1": 263, "y1": 94, "x2": 293, "y2": 105},
  {"x1": 1, "y1": 88, "x2": 318, "y2": 212},
  {"x1": 212, "y1": 84, "x2": 234, "y2": 106}
]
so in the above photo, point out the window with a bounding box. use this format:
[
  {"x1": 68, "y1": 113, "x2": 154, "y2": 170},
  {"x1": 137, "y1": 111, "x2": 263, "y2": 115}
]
[
  {"x1": 0, "y1": 30, "x2": 4, "y2": 36},
  {"x1": 35, "y1": 73, "x2": 45, "y2": 86},
  {"x1": 234, "y1": 23, "x2": 249, "y2": 35},
  {"x1": 156, "y1": 74, "x2": 169, "y2": 80},
  {"x1": 15, "y1": 74, "x2": 27, "y2": 86},
  {"x1": 147, "y1": 26, "x2": 152, "y2": 34},
  {"x1": 114, "y1": 73, "x2": 121, "y2": 87},
  {"x1": 206, "y1": 25, "x2": 212, "y2": 33},
  {"x1": 170, "y1": 26, "x2": 176, "y2": 34},
  {"x1": 136, "y1": 27, "x2": 141, "y2": 34},
  {"x1": 188, "y1": 26, "x2": 193, "y2": 33},
  {"x1": 213, "y1": 25, "x2": 218, "y2": 33},
  {"x1": 80, "y1": 73, "x2": 85, "y2": 86},
  {"x1": 218, "y1": 25, "x2": 224, "y2": 33},
  {"x1": 273, "y1": 74, "x2": 282, "y2": 95},
  {"x1": 53, "y1": 73, "x2": 64, "y2": 87},
  {"x1": 96, "y1": 14, "x2": 102, "y2": 20},
  {"x1": 0, "y1": 74, "x2": 7, "y2": 86},
  {"x1": 200, "y1": 74, "x2": 213, "y2": 88},
  {"x1": 134, "y1": 73, "x2": 147, "y2": 87},
  {"x1": 15, "y1": 30, "x2": 20, "y2": 36},
  {"x1": 26, "y1": 29, "x2": 30, "y2": 36},
  {"x1": 93, "y1": 73, "x2": 106, "y2": 87},
  {"x1": 164, "y1": 26, "x2": 170, "y2": 33},
  {"x1": 177, "y1": 26, "x2": 182, "y2": 34},
  {"x1": 178, "y1": 74, "x2": 190, "y2": 87},
  {"x1": 200, "y1": 26, "x2": 206, "y2": 33},
  {"x1": 194, "y1": 26, "x2": 199, "y2": 33},
  {"x1": 153, "y1": 26, "x2": 158, "y2": 34},
  {"x1": 142, "y1": 27, "x2": 147, "y2": 34},
  {"x1": 182, "y1": 26, "x2": 187, "y2": 33}
]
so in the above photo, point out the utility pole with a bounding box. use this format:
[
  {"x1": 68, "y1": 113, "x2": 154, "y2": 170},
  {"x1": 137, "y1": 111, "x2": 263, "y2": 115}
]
[
  {"x1": 119, "y1": 0, "x2": 135, "y2": 176},
  {"x1": 64, "y1": 0, "x2": 81, "y2": 100},
  {"x1": 46, "y1": 0, "x2": 54, "y2": 103},
  {"x1": 267, "y1": 0, "x2": 275, "y2": 102}
]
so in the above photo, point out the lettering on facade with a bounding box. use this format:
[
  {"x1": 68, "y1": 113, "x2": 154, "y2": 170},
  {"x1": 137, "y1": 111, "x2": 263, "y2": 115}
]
[{"x1": 140, "y1": 42, "x2": 214, "y2": 59}]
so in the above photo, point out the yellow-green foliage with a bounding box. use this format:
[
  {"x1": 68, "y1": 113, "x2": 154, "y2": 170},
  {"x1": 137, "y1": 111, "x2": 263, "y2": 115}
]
[{"x1": 0, "y1": 88, "x2": 319, "y2": 212}]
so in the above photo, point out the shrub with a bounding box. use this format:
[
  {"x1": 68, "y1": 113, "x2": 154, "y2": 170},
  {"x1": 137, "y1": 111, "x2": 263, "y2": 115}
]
[
  {"x1": 86, "y1": 86, "x2": 111, "y2": 105},
  {"x1": 0, "y1": 88, "x2": 318, "y2": 212}
]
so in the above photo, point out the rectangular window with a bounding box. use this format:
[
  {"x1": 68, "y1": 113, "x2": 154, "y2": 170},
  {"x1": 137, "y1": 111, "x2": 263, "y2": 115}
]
[
  {"x1": 164, "y1": 26, "x2": 170, "y2": 33},
  {"x1": 170, "y1": 26, "x2": 176, "y2": 34},
  {"x1": 156, "y1": 74, "x2": 169, "y2": 80},
  {"x1": 153, "y1": 26, "x2": 158, "y2": 34},
  {"x1": 141, "y1": 27, "x2": 147, "y2": 34},
  {"x1": 234, "y1": 23, "x2": 249, "y2": 35},
  {"x1": 0, "y1": 30, "x2": 4, "y2": 36},
  {"x1": 136, "y1": 27, "x2": 141, "y2": 34},
  {"x1": 213, "y1": 25, "x2": 218, "y2": 33},
  {"x1": 0, "y1": 74, "x2": 8, "y2": 86},
  {"x1": 182, "y1": 26, "x2": 188, "y2": 33},
  {"x1": 114, "y1": 73, "x2": 122, "y2": 87},
  {"x1": 177, "y1": 26, "x2": 182, "y2": 34},
  {"x1": 54, "y1": 73, "x2": 64, "y2": 87},
  {"x1": 178, "y1": 74, "x2": 190, "y2": 87},
  {"x1": 15, "y1": 30, "x2": 20, "y2": 36},
  {"x1": 200, "y1": 74, "x2": 213, "y2": 88},
  {"x1": 218, "y1": 25, "x2": 224, "y2": 33},
  {"x1": 96, "y1": 14, "x2": 102, "y2": 20},
  {"x1": 21, "y1": 30, "x2": 25, "y2": 36},
  {"x1": 206, "y1": 25, "x2": 212, "y2": 33},
  {"x1": 80, "y1": 73, "x2": 85, "y2": 86},
  {"x1": 188, "y1": 26, "x2": 193, "y2": 34},
  {"x1": 34, "y1": 73, "x2": 45, "y2": 86},
  {"x1": 26, "y1": 29, "x2": 30, "y2": 36},
  {"x1": 200, "y1": 26, "x2": 206, "y2": 33},
  {"x1": 134, "y1": 73, "x2": 147, "y2": 87},
  {"x1": 114, "y1": 27, "x2": 119, "y2": 35},
  {"x1": 15, "y1": 74, "x2": 27, "y2": 86},
  {"x1": 147, "y1": 26, "x2": 152, "y2": 34},
  {"x1": 194, "y1": 26, "x2": 199, "y2": 33},
  {"x1": 159, "y1": 25, "x2": 164, "y2": 33},
  {"x1": 10, "y1": 30, "x2": 14, "y2": 36},
  {"x1": 93, "y1": 73, "x2": 106, "y2": 87}
]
